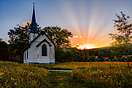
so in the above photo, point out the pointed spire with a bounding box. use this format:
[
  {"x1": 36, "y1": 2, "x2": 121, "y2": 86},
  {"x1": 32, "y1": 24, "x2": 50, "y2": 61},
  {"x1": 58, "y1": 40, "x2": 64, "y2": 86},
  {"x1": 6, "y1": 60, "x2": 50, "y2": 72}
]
[{"x1": 30, "y1": 2, "x2": 39, "y2": 33}]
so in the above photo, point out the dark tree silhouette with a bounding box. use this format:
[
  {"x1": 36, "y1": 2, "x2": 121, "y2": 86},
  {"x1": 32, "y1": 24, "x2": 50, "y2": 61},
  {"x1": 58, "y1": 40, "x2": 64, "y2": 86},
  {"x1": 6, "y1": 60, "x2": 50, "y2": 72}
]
[
  {"x1": 109, "y1": 11, "x2": 132, "y2": 45},
  {"x1": 41, "y1": 26, "x2": 73, "y2": 48},
  {"x1": 8, "y1": 22, "x2": 31, "y2": 62},
  {"x1": 0, "y1": 38, "x2": 8, "y2": 60},
  {"x1": 109, "y1": 11, "x2": 132, "y2": 55}
]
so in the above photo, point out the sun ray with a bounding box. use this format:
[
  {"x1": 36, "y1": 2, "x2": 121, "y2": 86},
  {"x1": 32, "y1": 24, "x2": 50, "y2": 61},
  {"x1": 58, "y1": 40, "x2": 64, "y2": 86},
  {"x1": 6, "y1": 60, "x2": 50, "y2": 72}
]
[
  {"x1": 58, "y1": 0, "x2": 82, "y2": 37},
  {"x1": 57, "y1": 0, "x2": 115, "y2": 48}
]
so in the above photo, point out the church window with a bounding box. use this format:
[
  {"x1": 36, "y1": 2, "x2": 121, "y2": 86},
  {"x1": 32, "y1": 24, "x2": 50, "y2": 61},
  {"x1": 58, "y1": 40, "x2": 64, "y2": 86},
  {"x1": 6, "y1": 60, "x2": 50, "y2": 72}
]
[{"x1": 42, "y1": 44, "x2": 47, "y2": 56}]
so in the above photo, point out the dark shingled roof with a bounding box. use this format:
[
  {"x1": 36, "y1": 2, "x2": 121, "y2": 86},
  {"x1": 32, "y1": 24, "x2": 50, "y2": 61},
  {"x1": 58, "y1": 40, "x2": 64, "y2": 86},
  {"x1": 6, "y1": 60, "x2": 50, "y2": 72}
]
[
  {"x1": 29, "y1": 3, "x2": 39, "y2": 33},
  {"x1": 23, "y1": 32, "x2": 55, "y2": 51}
]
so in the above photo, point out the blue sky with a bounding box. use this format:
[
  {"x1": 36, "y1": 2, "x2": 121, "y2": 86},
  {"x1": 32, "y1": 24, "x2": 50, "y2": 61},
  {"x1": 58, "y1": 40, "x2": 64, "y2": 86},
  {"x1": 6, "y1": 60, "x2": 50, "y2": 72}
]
[{"x1": 0, "y1": 0, "x2": 132, "y2": 47}]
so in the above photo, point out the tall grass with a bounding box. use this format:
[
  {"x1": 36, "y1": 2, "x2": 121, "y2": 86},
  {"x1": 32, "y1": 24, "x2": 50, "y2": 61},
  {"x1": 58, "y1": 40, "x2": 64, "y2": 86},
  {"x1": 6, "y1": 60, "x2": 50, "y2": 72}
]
[
  {"x1": 70, "y1": 62, "x2": 132, "y2": 88},
  {"x1": 44, "y1": 62, "x2": 132, "y2": 88},
  {"x1": 0, "y1": 61, "x2": 49, "y2": 88},
  {"x1": 50, "y1": 62, "x2": 132, "y2": 69},
  {"x1": 0, "y1": 61, "x2": 132, "y2": 88}
]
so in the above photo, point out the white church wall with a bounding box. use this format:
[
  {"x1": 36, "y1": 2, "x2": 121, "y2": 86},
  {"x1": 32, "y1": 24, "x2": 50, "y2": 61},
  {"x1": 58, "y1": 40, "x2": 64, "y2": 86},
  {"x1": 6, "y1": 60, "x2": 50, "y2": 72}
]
[
  {"x1": 24, "y1": 34, "x2": 55, "y2": 64},
  {"x1": 33, "y1": 34, "x2": 55, "y2": 59}
]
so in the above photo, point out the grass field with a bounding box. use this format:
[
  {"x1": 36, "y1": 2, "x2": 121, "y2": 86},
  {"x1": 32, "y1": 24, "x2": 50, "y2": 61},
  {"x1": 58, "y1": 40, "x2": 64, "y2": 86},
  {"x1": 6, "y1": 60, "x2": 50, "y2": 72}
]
[
  {"x1": 0, "y1": 61, "x2": 49, "y2": 88},
  {"x1": 0, "y1": 61, "x2": 132, "y2": 88}
]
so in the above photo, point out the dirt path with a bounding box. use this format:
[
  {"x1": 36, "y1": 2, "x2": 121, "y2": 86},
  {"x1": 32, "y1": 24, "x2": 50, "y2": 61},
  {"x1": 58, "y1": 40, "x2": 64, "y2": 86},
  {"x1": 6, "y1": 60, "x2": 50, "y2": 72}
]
[
  {"x1": 47, "y1": 71, "x2": 71, "y2": 88},
  {"x1": 48, "y1": 69, "x2": 72, "y2": 72}
]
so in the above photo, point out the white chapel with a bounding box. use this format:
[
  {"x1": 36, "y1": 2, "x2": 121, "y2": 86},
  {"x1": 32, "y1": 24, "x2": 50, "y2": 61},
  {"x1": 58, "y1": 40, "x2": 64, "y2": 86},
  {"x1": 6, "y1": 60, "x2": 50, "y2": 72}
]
[{"x1": 23, "y1": 4, "x2": 55, "y2": 64}]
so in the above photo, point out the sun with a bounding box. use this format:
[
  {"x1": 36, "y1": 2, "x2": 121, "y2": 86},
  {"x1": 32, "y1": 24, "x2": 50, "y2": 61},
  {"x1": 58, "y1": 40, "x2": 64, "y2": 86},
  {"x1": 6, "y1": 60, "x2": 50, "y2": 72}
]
[{"x1": 77, "y1": 44, "x2": 96, "y2": 50}]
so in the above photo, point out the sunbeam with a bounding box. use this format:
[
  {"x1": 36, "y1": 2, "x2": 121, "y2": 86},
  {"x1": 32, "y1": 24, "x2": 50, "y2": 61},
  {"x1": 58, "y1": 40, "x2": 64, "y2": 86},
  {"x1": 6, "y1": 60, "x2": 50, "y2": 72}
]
[
  {"x1": 58, "y1": 0, "x2": 116, "y2": 48},
  {"x1": 58, "y1": 1, "x2": 112, "y2": 47}
]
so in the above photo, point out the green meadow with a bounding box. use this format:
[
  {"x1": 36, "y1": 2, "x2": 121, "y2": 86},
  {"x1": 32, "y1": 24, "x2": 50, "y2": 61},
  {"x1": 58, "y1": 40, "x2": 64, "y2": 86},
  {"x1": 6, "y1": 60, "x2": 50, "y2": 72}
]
[{"x1": 0, "y1": 61, "x2": 132, "y2": 88}]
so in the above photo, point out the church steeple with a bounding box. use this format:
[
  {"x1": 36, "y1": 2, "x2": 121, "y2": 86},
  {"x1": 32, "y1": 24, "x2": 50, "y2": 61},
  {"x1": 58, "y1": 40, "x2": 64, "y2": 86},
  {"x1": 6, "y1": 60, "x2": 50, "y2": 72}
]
[{"x1": 30, "y1": 3, "x2": 39, "y2": 33}]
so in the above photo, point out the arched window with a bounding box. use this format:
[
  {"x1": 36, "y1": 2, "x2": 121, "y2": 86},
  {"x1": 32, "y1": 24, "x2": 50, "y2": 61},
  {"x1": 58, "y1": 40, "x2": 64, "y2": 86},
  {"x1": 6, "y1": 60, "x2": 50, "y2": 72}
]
[{"x1": 42, "y1": 44, "x2": 47, "y2": 56}]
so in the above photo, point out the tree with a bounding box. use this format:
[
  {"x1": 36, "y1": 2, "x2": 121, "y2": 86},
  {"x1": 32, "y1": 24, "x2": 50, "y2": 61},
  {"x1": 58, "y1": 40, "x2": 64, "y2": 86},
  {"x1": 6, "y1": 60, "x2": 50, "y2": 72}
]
[
  {"x1": 8, "y1": 22, "x2": 31, "y2": 62},
  {"x1": 8, "y1": 23, "x2": 30, "y2": 45},
  {"x1": 109, "y1": 11, "x2": 132, "y2": 54},
  {"x1": 41, "y1": 26, "x2": 73, "y2": 48},
  {"x1": 109, "y1": 11, "x2": 132, "y2": 45},
  {"x1": 0, "y1": 38, "x2": 8, "y2": 60}
]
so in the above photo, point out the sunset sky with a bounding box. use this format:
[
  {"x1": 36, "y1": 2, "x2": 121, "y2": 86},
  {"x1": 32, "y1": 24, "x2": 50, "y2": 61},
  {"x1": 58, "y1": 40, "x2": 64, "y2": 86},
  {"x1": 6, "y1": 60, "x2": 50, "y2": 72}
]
[{"x1": 0, "y1": 0, "x2": 132, "y2": 49}]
